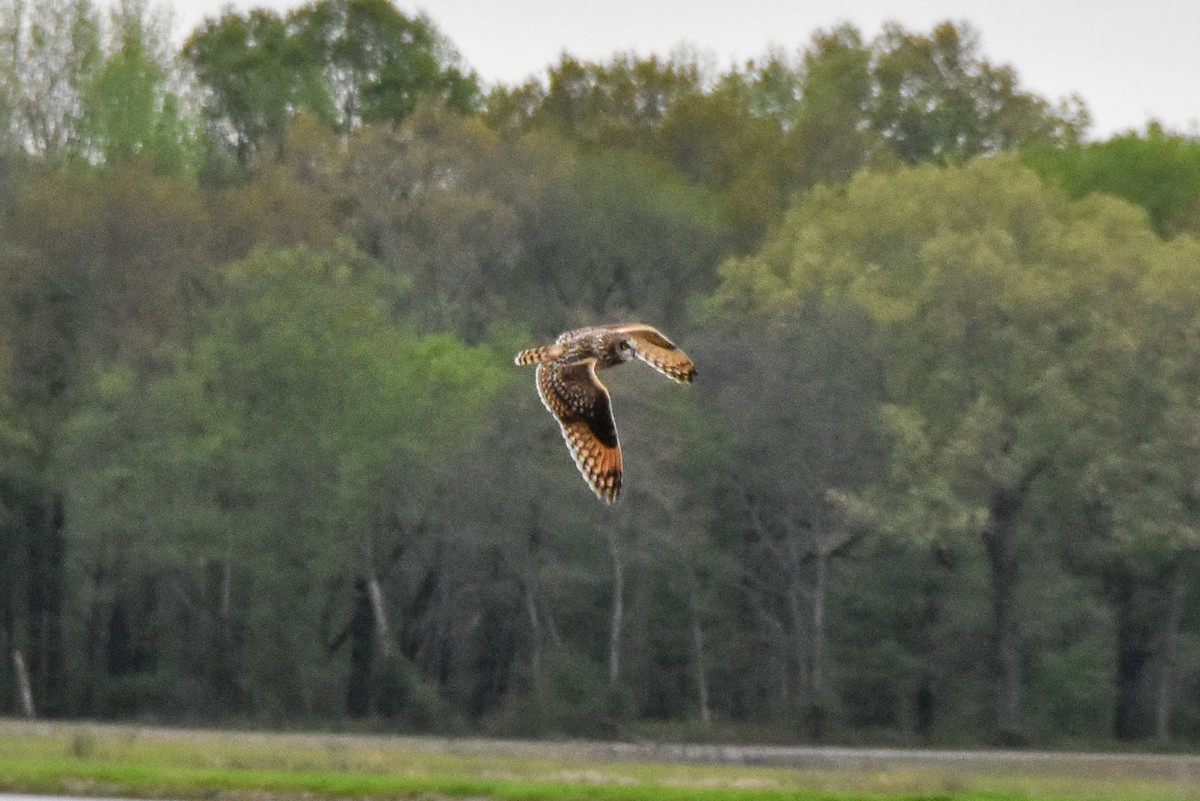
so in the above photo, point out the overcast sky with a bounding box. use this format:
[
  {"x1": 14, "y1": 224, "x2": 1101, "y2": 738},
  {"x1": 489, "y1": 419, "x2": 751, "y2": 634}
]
[{"x1": 155, "y1": 0, "x2": 1198, "y2": 140}]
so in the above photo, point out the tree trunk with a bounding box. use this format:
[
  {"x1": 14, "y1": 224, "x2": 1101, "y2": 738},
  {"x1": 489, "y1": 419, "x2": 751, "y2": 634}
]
[
  {"x1": 26, "y1": 496, "x2": 65, "y2": 716},
  {"x1": 785, "y1": 576, "x2": 808, "y2": 717},
  {"x1": 1113, "y1": 575, "x2": 1141, "y2": 738},
  {"x1": 1154, "y1": 557, "x2": 1187, "y2": 744},
  {"x1": 522, "y1": 517, "x2": 547, "y2": 698},
  {"x1": 367, "y1": 573, "x2": 391, "y2": 659},
  {"x1": 807, "y1": 549, "x2": 828, "y2": 740},
  {"x1": 689, "y1": 587, "x2": 711, "y2": 725},
  {"x1": 606, "y1": 529, "x2": 625, "y2": 687},
  {"x1": 12, "y1": 649, "x2": 34, "y2": 718},
  {"x1": 1111, "y1": 559, "x2": 1156, "y2": 741},
  {"x1": 524, "y1": 579, "x2": 544, "y2": 694},
  {"x1": 218, "y1": 559, "x2": 234, "y2": 690},
  {"x1": 1108, "y1": 553, "x2": 1188, "y2": 743},
  {"x1": 202, "y1": 557, "x2": 240, "y2": 713},
  {"x1": 981, "y1": 486, "x2": 1023, "y2": 742},
  {"x1": 345, "y1": 578, "x2": 375, "y2": 717},
  {"x1": 80, "y1": 565, "x2": 113, "y2": 714},
  {"x1": 916, "y1": 545, "x2": 954, "y2": 742},
  {"x1": 0, "y1": 600, "x2": 11, "y2": 716}
]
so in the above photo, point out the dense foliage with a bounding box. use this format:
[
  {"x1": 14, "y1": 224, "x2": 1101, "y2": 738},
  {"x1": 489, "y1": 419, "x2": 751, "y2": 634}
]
[{"x1": 1, "y1": 0, "x2": 1199, "y2": 748}]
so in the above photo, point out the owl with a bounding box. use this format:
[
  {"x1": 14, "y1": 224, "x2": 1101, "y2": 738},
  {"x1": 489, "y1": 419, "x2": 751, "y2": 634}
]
[{"x1": 515, "y1": 323, "x2": 696, "y2": 503}]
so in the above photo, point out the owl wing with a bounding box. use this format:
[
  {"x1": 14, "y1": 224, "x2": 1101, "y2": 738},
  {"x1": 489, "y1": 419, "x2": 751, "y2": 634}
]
[
  {"x1": 535, "y1": 359, "x2": 623, "y2": 502},
  {"x1": 609, "y1": 324, "x2": 696, "y2": 384}
]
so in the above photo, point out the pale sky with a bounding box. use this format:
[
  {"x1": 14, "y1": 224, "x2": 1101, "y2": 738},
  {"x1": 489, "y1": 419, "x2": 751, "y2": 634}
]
[{"x1": 153, "y1": 0, "x2": 1199, "y2": 140}]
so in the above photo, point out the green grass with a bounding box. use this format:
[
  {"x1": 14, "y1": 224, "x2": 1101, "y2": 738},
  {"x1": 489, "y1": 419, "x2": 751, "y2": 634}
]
[{"x1": 0, "y1": 720, "x2": 1196, "y2": 801}]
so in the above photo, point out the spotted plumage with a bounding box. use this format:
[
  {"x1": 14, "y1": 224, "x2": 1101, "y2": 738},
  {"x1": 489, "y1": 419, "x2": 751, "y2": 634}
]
[{"x1": 515, "y1": 323, "x2": 696, "y2": 503}]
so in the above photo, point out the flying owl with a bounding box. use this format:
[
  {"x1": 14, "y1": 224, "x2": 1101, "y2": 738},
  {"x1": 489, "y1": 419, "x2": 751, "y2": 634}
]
[{"x1": 515, "y1": 323, "x2": 696, "y2": 503}]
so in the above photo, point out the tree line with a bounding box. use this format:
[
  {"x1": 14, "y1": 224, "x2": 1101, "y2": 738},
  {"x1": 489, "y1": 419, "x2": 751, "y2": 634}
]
[{"x1": 2, "y1": 0, "x2": 1199, "y2": 747}]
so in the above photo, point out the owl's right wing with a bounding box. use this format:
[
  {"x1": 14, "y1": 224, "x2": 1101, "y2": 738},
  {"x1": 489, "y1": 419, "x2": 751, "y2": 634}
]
[
  {"x1": 609, "y1": 323, "x2": 696, "y2": 384},
  {"x1": 536, "y1": 359, "x2": 622, "y2": 502}
]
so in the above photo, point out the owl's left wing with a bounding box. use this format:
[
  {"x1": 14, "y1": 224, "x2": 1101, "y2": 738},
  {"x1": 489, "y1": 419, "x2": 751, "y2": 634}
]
[
  {"x1": 535, "y1": 359, "x2": 623, "y2": 502},
  {"x1": 610, "y1": 324, "x2": 696, "y2": 384}
]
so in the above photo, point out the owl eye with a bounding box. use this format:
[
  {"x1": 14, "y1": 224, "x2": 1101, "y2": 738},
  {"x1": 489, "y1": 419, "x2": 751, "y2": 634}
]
[{"x1": 619, "y1": 340, "x2": 632, "y2": 351}]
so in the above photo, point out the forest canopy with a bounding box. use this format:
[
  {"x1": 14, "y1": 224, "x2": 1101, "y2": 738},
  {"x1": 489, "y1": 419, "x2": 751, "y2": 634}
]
[{"x1": 1, "y1": 0, "x2": 1199, "y2": 747}]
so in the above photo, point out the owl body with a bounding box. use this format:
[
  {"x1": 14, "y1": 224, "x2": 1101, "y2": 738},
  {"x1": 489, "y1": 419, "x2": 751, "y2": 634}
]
[
  {"x1": 517, "y1": 328, "x2": 629, "y2": 371},
  {"x1": 516, "y1": 323, "x2": 695, "y2": 503},
  {"x1": 558, "y1": 328, "x2": 632, "y2": 370}
]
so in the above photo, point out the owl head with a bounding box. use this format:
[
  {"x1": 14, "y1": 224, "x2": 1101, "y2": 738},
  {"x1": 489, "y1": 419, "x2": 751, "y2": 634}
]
[{"x1": 611, "y1": 336, "x2": 636, "y2": 363}]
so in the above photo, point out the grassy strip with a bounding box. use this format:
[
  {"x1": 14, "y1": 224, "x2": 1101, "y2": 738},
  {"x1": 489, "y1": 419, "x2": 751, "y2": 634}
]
[
  {"x1": 0, "y1": 755, "x2": 965, "y2": 801},
  {"x1": 0, "y1": 722, "x2": 1195, "y2": 801}
]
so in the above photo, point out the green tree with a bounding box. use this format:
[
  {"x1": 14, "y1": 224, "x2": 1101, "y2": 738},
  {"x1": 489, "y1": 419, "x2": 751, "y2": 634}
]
[
  {"x1": 0, "y1": 160, "x2": 213, "y2": 714},
  {"x1": 787, "y1": 25, "x2": 876, "y2": 185},
  {"x1": 291, "y1": 0, "x2": 478, "y2": 133},
  {"x1": 490, "y1": 137, "x2": 731, "y2": 336},
  {"x1": 184, "y1": 0, "x2": 477, "y2": 165},
  {"x1": 426, "y1": 368, "x2": 611, "y2": 729},
  {"x1": 0, "y1": 0, "x2": 101, "y2": 157},
  {"x1": 714, "y1": 158, "x2": 1200, "y2": 742},
  {"x1": 653, "y1": 69, "x2": 793, "y2": 250},
  {"x1": 342, "y1": 108, "x2": 730, "y2": 340},
  {"x1": 342, "y1": 104, "x2": 521, "y2": 340},
  {"x1": 531, "y1": 146, "x2": 728, "y2": 329},
  {"x1": 0, "y1": 318, "x2": 44, "y2": 716},
  {"x1": 699, "y1": 308, "x2": 886, "y2": 738},
  {"x1": 77, "y1": 0, "x2": 194, "y2": 170},
  {"x1": 501, "y1": 53, "x2": 702, "y2": 150},
  {"x1": 488, "y1": 23, "x2": 1078, "y2": 251},
  {"x1": 1024, "y1": 125, "x2": 1200, "y2": 238},
  {"x1": 1076, "y1": 235, "x2": 1200, "y2": 740},
  {"x1": 7, "y1": 162, "x2": 213, "y2": 364},
  {"x1": 183, "y1": 7, "x2": 324, "y2": 164},
  {"x1": 56, "y1": 362, "x2": 234, "y2": 714},
  {"x1": 61, "y1": 244, "x2": 505, "y2": 718},
  {"x1": 197, "y1": 243, "x2": 501, "y2": 715},
  {"x1": 208, "y1": 114, "x2": 342, "y2": 261},
  {"x1": 870, "y1": 21, "x2": 1084, "y2": 163}
]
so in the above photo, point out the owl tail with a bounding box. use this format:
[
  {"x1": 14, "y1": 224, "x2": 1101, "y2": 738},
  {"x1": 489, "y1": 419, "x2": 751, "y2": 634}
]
[{"x1": 515, "y1": 345, "x2": 558, "y2": 366}]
